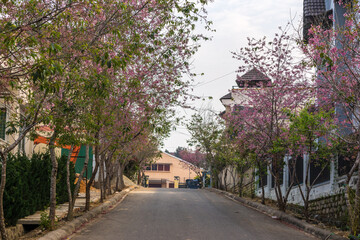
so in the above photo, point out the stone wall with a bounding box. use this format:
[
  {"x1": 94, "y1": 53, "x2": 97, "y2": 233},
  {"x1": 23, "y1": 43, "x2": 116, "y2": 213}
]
[
  {"x1": 308, "y1": 193, "x2": 348, "y2": 229},
  {"x1": 217, "y1": 167, "x2": 254, "y2": 197}
]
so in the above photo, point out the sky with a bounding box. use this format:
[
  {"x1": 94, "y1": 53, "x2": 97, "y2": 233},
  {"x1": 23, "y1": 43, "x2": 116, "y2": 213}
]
[{"x1": 162, "y1": 0, "x2": 303, "y2": 152}]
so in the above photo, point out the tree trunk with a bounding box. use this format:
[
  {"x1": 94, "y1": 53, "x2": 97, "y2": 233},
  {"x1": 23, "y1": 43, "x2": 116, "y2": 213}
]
[
  {"x1": 99, "y1": 155, "x2": 104, "y2": 202},
  {"x1": 49, "y1": 131, "x2": 58, "y2": 230},
  {"x1": 238, "y1": 174, "x2": 244, "y2": 197},
  {"x1": 258, "y1": 162, "x2": 266, "y2": 204},
  {"x1": 103, "y1": 158, "x2": 108, "y2": 196},
  {"x1": 273, "y1": 172, "x2": 286, "y2": 212},
  {"x1": 304, "y1": 183, "x2": 312, "y2": 220},
  {"x1": 345, "y1": 183, "x2": 360, "y2": 235},
  {"x1": 272, "y1": 156, "x2": 286, "y2": 212},
  {"x1": 85, "y1": 145, "x2": 99, "y2": 211},
  {"x1": 260, "y1": 182, "x2": 265, "y2": 204},
  {"x1": 209, "y1": 165, "x2": 213, "y2": 188},
  {"x1": 215, "y1": 171, "x2": 220, "y2": 189},
  {"x1": 103, "y1": 160, "x2": 107, "y2": 195},
  {"x1": 102, "y1": 156, "x2": 107, "y2": 199},
  {"x1": 344, "y1": 151, "x2": 360, "y2": 235},
  {"x1": 354, "y1": 155, "x2": 360, "y2": 234},
  {"x1": 66, "y1": 146, "x2": 74, "y2": 221},
  {"x1": 106, "y1": 160, "x2": 112, "y2": 195},
  {"x1": 137, "y1": 167, "x2": 141, "y2": 185},
  {"x1": 68, "y1": 145, "x2": 89, "y2": 221},
  {"x1": 115, "y1": 162, "x2": 120, "y2": 191},
  {"x1": 231, "y1": 166, "x2": 237, "y2": 193},
  {"x1": 251, "y1": 170, "x2": 255, "y2": 199},
  {"x1": 276, "y1": 183, "x2": 286, "y2": 212},
  {"x1": 304, "y1": 201, "x2": 310, "y2": 221},
  {"x1": 0, "y1": 153, "x2": 8, "y2": 240},
  {"x1": 118, "y1": 164, "x2": 126, "y2": 190},
  {"x1": 224, "y1": 168, "x2": 228, "y2": 192}
]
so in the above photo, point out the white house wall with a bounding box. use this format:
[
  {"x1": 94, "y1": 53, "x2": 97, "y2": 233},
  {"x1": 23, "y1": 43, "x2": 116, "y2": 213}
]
[{"x1": 254, "y1": 154, "x2": 349, "y2": 206}]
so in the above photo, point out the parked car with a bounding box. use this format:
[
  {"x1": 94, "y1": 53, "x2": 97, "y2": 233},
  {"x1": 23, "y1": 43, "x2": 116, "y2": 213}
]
[{"x1": 186, "y1": 179, "x2": 200, "y2": 189}]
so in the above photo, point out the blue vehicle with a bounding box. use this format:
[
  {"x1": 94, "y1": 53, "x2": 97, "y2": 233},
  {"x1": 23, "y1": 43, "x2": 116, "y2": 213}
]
[{"x1": 186, "y1": 179, "x2": 200, "y2": 189}]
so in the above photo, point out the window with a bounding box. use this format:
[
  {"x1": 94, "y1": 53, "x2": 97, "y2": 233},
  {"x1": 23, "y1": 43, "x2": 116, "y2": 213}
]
[
  {"x1": 257, "y1": 165, "x2": 267, "y2": 188},
  {"x1": 151, "y1": 164, "x2": 157, "y2": 171},
  {"x1": 338, "y1": 150, "x2": 357, "y2": 177},
  {"x1": 148, "y1": 163, "x2": 170, "y2": 171},
  {"x1": 145, "y1": 165, "x2": 151, "y2": 171},
  {"x1": 0, "y1": 108, "x2": 6, "y2": 140},
  {"x1": 310, "y1": 159, "x2": 330, "y2": 185},
  {"x1": 288, "y1": 155, "x2": 304, "y2": 185},
  {"x1": 271, "y1": 164, "x2": 283, "y2": 188},
  {"x1": 260, "y1": 172, "x2": 267, "y2": 187}
]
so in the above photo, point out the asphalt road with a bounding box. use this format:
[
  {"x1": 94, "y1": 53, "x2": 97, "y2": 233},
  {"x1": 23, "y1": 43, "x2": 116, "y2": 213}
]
[{"x1": 70, "y1": 188, "x2": 317, "y2": 240}]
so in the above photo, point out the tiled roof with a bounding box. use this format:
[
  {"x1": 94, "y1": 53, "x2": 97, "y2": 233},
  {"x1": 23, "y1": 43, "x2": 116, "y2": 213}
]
[
  {"x1": 303, "y1": 0, "x2": 328, "y2": 43},
  {"x1": 236, "y1": 68, "x2": 271, "y2": 88},
  {"x1": 162, "y1": 152, "x2": 199, "y2": 170},
  {"x1": 237, "y1": 68, "x2": 270, "y2": 82},
  {"x1": 220, "y1": 92, "x2": 232, "y2": 100},
  {"x1": 303, "y1": 0, "x2": 325, "y2": 17}
]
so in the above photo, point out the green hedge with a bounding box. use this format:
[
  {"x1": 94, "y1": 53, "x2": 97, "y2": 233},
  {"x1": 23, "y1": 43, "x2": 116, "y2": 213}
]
[{"x1": 1, "y1": 153, "x2": 75, "y2": 226}]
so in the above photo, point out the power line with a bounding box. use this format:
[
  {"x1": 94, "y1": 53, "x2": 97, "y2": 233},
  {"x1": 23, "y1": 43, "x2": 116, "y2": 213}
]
[
  {"x1": 174, "y1": 130, "x2": 191, "y2": 137},
  {"x1": 174, "y1": 126, "x2": 188, "y2": 130},
  {"x1": 194, "y1": 71, "x2": 235, "y2": 88}
]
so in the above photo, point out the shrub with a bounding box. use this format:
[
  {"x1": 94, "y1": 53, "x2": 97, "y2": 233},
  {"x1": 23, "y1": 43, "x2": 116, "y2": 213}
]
[{"x1": 1, "y1": 153, "x2": 75, "y2": 226}]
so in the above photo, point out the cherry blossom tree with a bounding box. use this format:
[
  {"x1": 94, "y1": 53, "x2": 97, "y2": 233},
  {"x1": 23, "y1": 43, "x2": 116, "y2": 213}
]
[
  {"x1": 178, "y1": 148, "x2": 206, "y2": 168},
  {"x1": 303, "y1": 1, "x2": 360, "y2": 233},
  {"x1": 284, "y1": 106, "x2": 336, "y2": 220},
  {"x1": 0, "y1": 0, "x2": 212, "y2": 236},
  {"x1": 230, "y1": 27, "x2": 313, "y2": 211}
]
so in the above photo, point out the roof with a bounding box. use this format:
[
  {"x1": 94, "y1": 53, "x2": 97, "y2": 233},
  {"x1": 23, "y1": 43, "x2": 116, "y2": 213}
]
[
  {"x1": 303, "y1": 0, "x2": 326, "y2": 17},
  {"x1": 162, "y1": 152, "x2": 200, "y2": 170},
  {"x1": 237, "y1": 68, "x2": 270, "y2": 82},
  {"x1": 220, "y1": 92, "x2": 232, "y2": 100},
  {"x1": 236, "y1": 68, "x2": 271, "y2": 88}
]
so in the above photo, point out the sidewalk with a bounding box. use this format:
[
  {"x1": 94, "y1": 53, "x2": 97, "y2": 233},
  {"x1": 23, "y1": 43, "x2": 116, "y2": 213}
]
[
  {"x1": 207, "y1": 188, "x2": 347, "y2": 240},
  {"x1": 39, "y1": 186, "x2": 138, "y2": 240},
  {"x1": 17, "y1": 191, "x2": 100, "y2": 225},
  {"x1": 9, "y1": 176, "x2": 139, "y2": 240}
]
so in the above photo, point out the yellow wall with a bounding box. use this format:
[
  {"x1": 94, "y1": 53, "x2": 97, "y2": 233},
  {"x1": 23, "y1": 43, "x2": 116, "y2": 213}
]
[{"x1": 145, "y1": 152, "x2": 200, "y2": 184}]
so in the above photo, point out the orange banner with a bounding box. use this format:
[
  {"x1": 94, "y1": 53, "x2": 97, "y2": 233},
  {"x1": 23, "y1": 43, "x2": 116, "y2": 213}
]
[{"x1": 33, "y1": 136, "x2": 81, "y2": 163}]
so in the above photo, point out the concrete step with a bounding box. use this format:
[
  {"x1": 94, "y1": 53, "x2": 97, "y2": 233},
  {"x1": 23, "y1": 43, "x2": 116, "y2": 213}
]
[{"x1": 17, "y1": 192, "x2": 100, "y2": 225}]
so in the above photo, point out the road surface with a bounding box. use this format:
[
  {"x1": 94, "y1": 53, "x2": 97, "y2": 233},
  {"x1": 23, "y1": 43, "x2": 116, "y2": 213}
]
[{"x1": 70, "y1": 188, "x2": 317, "y2": 240}]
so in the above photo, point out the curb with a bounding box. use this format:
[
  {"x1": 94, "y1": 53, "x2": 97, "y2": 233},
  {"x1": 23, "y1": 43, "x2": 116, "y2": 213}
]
[
  {"x1": 206, "y1": 188, "x2": 347, "y2": 240},
  {"x1": 39, "y1": 186, "x2": 138, "y2": 240}
]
